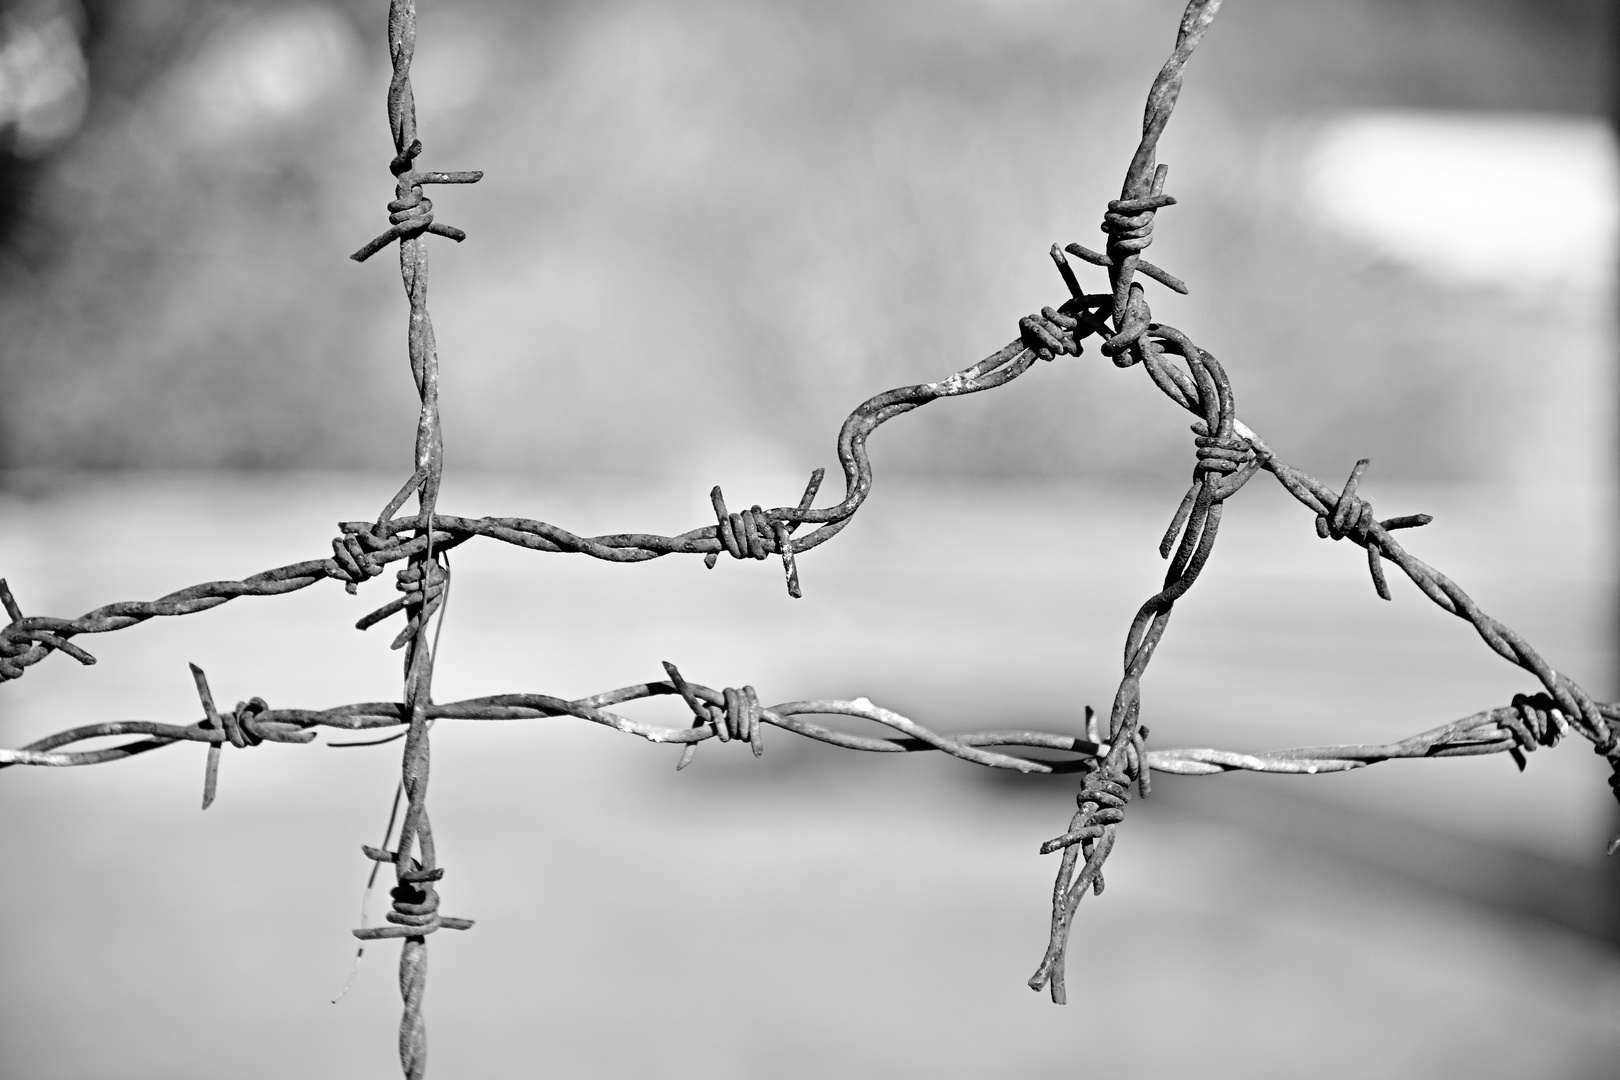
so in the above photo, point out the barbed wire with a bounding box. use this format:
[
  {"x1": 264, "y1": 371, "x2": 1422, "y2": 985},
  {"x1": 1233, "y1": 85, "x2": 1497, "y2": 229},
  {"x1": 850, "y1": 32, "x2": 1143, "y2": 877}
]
[
  {"x1": 0, "y1": 667, "x2": 1594, "y2": 779},
  {"x1": 0, "y1": 333, "x2": 1043, "y2": 680},
  {"x1": 3, "y1": 0, "x2": 1615, "y2": 1075}
]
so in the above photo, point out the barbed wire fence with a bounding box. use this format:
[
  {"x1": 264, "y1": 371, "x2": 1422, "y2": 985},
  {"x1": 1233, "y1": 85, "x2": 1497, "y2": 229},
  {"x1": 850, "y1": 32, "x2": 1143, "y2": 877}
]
[{"x1": 3, "y1": 0, "x2": 1617, "y2": 1075}]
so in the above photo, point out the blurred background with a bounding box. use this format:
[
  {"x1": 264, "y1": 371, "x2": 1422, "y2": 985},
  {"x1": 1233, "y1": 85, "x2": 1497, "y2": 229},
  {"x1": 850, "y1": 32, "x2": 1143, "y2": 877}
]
[{"x1": 2, "y1": 0, "x2": 1619, "y2": 1076}]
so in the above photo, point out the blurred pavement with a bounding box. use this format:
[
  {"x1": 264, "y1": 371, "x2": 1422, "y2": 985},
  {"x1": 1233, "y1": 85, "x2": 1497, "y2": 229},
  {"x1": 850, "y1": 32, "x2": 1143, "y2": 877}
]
[{"x1": 2, "y1": 470, "x2": 1618, "y2": 1078}]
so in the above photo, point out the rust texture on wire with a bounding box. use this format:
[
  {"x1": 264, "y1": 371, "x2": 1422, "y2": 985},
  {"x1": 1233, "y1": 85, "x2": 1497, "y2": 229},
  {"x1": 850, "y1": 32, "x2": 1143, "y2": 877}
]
[{"x1": 4, "y1": 0, "x2": 1617, "y2": 1075}]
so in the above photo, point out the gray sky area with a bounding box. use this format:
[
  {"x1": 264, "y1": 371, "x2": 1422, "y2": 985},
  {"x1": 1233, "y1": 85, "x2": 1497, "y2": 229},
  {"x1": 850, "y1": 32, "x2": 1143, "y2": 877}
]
[{"x1": 0, "y1": 0, "x2": 1612, "y2": 483}]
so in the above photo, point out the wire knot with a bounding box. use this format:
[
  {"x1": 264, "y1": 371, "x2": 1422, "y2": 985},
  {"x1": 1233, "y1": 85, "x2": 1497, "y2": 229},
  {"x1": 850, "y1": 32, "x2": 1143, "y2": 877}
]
[
  {"x1": 709, "y1": 489, "x2": 775, "y2": 562},
  {"x1": 1038, "y1": 714, "x2": 1153, "y2": 860},
  {"x1": 1099, "y1": 283, "x2": 1149, "y2": 360},
  {"x1": 0, "y1": 621, "x2": 36, "y2": 680},
  {"x1": 351, "y1": 849, "x2": 475, "y2": 940},
  {"x1": 1078, "y1": 773, "x2": 1130, "y2": 821},
  {"x1": 394, "y1": 560, "x2": 449, "y2": 649},
  {"x1": 386, "y1": 186, "x2": 435, "y2": 239},
  {"x1": 1499, "y1": 692, "x2": 1568, "y2": 772},
  {"x1": 1313, "y1": 459, "x2": 1433, "y2": 601},
  {"x1": 354, "y1": 557, "x2": 450, "y2": 650},
  {"x1": 350, "y1": 140, "x2": 484, "y2": 262},
  {"x1": 388, "y1": 879, "x2": 441, "y2": 929},
  {"x1": 662, "y1": 661, "x2": 765, "y2": 766},
  {"x1": 1193, "y1": 433, "x2": 1253, "y2": 478},
  {"x1": 0, "y1": 635, "x2": 25, "y2": 680},
  {"x1": 1036, "y1": 770, "x2": 1131, "y2": 861},
  {"x1": 1101, "y1": 191, "x2": 1176, "y2": 255},
  {"x1": 1308, "y1": 492, "x2": 1373, "y2": 544},
  {"x1": 1028, "y1": 707, "x2": 1149, "y2": 1004},
  {"x1": 1019, "y1": 305, "x2": 1084, "y2": 360},
  {"x1": 189, "y1": 665, "x2": 313, "y2": 809},
  {"x1": 0, "y1": 579, "x2": 96, "y2": 680},
  {"x1": 227, "y1": 696, "x2": 270, "y2": 749},
  {"x1": 331, "y1": 529, "x2": 394, "y2": 592},
  {"x1": 703, "y1": 473, "x2": 825, "y2": 599},
  {"x1": 1096, "y1": 167, "x2": 1183, "y2": 359}
]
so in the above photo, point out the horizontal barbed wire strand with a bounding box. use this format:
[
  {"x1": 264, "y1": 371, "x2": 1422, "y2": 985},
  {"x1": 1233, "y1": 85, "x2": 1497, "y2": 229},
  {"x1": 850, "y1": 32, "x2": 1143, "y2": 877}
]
[
  {"x1": 0, "y1": 670, "x2": 1592, "y2": 780},
  {"x1": 0, "y1": 342, "x2": 1041, "y2": 679},
  {"x1": 2, "y1": 345, "x2": 1601, "y2": 735}
]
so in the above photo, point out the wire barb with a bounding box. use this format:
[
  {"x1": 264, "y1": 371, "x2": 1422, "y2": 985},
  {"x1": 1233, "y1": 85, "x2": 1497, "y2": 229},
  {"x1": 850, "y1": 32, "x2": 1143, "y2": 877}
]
[
  {"x1": 702, "y1": 468, "x2": 825, "y2": 598},
  {"x1": 662, "y1": 661, "x2": 766, "y2": 764},
  {"x1": 191, "y1": 663, "x2": 225, "y2": 809},
  {"x1": 350, "y1": 140, "x2": 484, "y2": 263}
]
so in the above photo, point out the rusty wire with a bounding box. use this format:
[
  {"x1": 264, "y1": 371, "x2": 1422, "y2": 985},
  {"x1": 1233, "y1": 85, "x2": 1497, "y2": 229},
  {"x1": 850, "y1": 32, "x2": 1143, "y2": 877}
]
[
  {"x1": 3, "y1": 0, "x2": 1618, "y2": 1075},
  {"x1": 2, "y1": 670, "x2": 1595, "y2": 780}
]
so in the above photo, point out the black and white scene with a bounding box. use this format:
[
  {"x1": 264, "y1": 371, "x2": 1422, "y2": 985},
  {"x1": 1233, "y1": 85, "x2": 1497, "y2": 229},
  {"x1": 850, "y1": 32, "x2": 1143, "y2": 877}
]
[{"x1": 1, "y1": 0, "x2": 1617, "y2": 1076}]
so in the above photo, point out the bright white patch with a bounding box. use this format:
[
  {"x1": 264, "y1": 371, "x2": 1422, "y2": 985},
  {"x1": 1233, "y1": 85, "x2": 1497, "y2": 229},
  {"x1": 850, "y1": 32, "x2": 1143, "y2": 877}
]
[
  {"x1": 0, "y1": 5, "x2": 88, "y2": 157},
  {"x1": 1299, "y1": 110, "x2": 1617, "y2": 295},
  {"x1": 170, "y1": 5, "x2": 360, "y2": 143}
]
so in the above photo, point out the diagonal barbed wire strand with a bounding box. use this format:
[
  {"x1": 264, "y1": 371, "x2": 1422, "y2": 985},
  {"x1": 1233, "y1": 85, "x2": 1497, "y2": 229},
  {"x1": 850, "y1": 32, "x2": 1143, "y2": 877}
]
[
  {"x1": 4, "y1": 0, "x2": 1617, "y2": 1072},
  {"x1": 1017, "y1": 0, "x2": 1618, "y2": 1002}
]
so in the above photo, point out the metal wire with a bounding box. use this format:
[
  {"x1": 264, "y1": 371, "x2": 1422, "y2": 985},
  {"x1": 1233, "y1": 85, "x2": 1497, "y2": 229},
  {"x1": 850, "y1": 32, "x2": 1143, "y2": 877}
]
[
  {"x1": 1, "y1": 673, "x2": 1591, "y2": 776},
  {"x1": 3, "y1": 0, "x2": 1616, "y2": 1074}
]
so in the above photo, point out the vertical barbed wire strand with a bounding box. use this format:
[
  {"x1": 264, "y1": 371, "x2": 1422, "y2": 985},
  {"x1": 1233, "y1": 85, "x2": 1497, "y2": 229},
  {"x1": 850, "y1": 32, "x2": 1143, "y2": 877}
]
[
  {"x1": 391, "y1": 7, "x2": 436, "y2": 1073},
  {"x1": 390, "y1": 6, "x2": 436, "y2": 1075},
  {"x1": 349, "y1": 3, "x2": 482, "y2": 1076},
  {"x1": 1027, "y1": 0, "x2": 1225, "y2": 1003}
]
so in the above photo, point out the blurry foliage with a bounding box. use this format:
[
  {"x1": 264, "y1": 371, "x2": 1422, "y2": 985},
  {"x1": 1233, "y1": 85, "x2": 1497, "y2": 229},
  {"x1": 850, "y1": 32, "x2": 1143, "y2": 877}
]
[{"x1": 0, "y1": 0, "x2": 1611, "y2": 480}]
